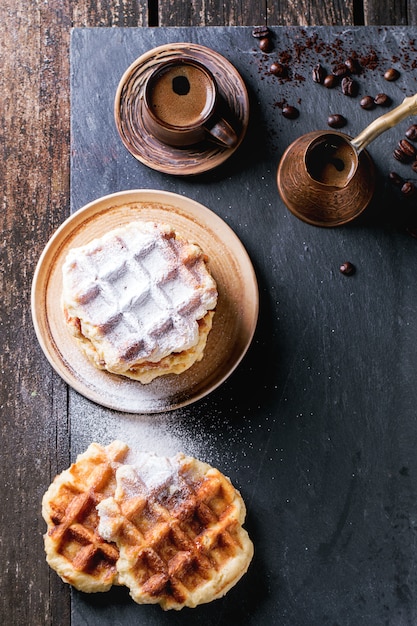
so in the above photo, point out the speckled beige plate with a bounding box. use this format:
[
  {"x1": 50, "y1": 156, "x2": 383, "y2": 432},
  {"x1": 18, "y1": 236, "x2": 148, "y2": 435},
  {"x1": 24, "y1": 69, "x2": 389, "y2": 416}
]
[
  {"x1": 115, "y1": 43, "x2": 249, "y2": 175},
  {"x1": 31, "y1": 190, "x2": 258, "y2": 413}
]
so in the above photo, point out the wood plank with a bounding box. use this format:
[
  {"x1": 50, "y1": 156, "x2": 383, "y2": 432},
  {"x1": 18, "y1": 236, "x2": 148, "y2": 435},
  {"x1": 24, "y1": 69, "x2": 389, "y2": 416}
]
[
  {"x1": 0, "y1": 0, "x2": 72, "y2": 620},
  {"x1": 157, "y1": 0, "x2": 417, "y2": 29},
  {"x1": 158, "y1": 1, "x2": 417, "y2": 28},
  {"x1": 71, "y1": 0, "x2": 149, "y2": 26},
  {"x1": 363, "y1": 0, "x2": 413, "y2": 26},
  {"x1": 0, "y1": 1, "x2": 149, "y2": 625},
  {"x1": 157, "y1": 1, "x2": 358, "y2": 27},
  {"x1": 158, "y1": 1, "x2": 266, "y2": 26},
  {"x1": 267, "y1": 1, "x2": 355, "y2": 25}
]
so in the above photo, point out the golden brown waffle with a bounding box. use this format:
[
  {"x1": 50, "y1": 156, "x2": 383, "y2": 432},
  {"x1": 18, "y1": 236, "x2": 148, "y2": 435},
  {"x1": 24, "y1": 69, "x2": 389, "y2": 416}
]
[
  {"x1": 42, "y1": 441, "x2": 129, "y2": 592},
  {"x1": 97, "y1": 451, "x2": 254, "y2": 610},
  {"x1": 62, "y1": 221, "x2": 218, "y2": 383}
]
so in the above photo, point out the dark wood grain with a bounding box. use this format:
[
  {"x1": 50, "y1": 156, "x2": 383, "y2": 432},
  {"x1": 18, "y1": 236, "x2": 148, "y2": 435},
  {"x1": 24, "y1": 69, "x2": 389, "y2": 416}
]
[
  {"x1": 363, "y1": 0, "x2": 414, "y2": 26},
  {"x1": 157, "y1": 1, "x2": 356, "y2": 27},
  {"x1": 157, "y1": 0, "x2": 417, "y2": 28},
  {"x1": 157, "y1": 1, "x2": 266, "y2": 26},
  {"x1": 1, "y1": 1, "x2": 416, "y2": 625},
  {"x1": 267, "y1": 1, "x2": 355, "y2": 25},
  {"x1": 0, "y1": 2, "x2": 148, "y2": 625},
  {"x1": 0, "y1": 0, "x2": 72, "y2": 622}
]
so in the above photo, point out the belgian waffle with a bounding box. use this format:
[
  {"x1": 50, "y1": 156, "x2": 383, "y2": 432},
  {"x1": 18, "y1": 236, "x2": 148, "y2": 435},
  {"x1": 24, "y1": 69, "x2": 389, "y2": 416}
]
[
  {"x1": 62, "y1": 221, "x2": 218, "y2": 383},
  {"x1": 97, "y1": 451, "x2": 254, "y2": 610},
  {"x1": 42, "y1": 441, "x2": 129, "y2": 592}
]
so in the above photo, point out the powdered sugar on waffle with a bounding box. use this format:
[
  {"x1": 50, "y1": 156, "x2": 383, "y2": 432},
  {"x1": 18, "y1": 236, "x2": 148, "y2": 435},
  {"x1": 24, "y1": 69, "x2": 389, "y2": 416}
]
[
  {"x1": 62, "y1": 221, "x2": 218, "y2": 368},
  {"x1": 118, "y1": 452, "x2": 181, "y2": 494},
  {"x1": 97, "y1": 452, "x2": 184, "y2": 541},
  {"x1": 95, "y1": 447, "x2": 254, "y2": 610}
]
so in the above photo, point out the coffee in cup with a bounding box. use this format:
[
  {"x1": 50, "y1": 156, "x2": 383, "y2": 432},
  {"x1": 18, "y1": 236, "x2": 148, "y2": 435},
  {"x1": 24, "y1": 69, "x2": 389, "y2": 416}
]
[{"x1": 143, "y1": 58, "x2": 238, "y2": 148}]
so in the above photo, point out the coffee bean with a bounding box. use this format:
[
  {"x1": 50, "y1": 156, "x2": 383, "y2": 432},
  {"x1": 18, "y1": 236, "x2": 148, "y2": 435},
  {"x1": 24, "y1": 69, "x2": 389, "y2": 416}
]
[
  {"x1": 412, "y1": 161, "x2": 417, "y2": 173},
  {"x1": 324, "y1": 74, "x2": 337, "y2": 88},
  {"x1": 339, "y1": 262, "x2": 355, "y2": 276},
  {"x1": 401, "y1": 181, "x2": 415, "y2": 196},
  {"x1": 252, "y1": 26, "x2": 270, "y2": 39},
  {"x1": 384, "y1": 68, "x2": 400, "y2": 81},
  {"x1": 395, "y1": 142, "x2": 415, "y2": 164},
  {"x1": 312, "y1": 63, "x2": 326, "y2": 84},
  {"x1": 405, "y1": 124, "x2": 417, "y2": 141},
  {"x1": 282, "y1": 105, "x2": 299, "y2": 119},
  {"x1": 345, "y1": 57, "x2": 360, "y2": 74},
  {"x1": 270, "y1": 62, "x2": 286, "y2": 77},
  {"x1": 341, "y1": 76, "x2": 358, "y2": 97},
  {"x1": 393, "y1": 147, "x2": 411, "y2": 163},
  {"x1": 399, "y1": 138, "x2": 416, "y2": 159},
  {"x1": 388, "y1": 171, "x2": 404, "y2": 186},
  {"x1": 360, "y1": 95, "x2": 375, "y2": 110},
  {"x1": 327, "y1": 114, "x2": 347, "y2": 128},
  {"x1": 259, "y1": 37, "x2": 273, "y2": 52},
  {"x1": 374, "y1": 93, "x2": 391, "y2": 107},
  {"x1": 332, "y1": 64, "x2": 349, "y2": 78}
]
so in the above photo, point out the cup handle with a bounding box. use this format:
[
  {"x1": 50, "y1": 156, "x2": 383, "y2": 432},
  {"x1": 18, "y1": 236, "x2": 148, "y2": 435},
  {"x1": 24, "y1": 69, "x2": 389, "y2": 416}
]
[{"x1": 205, "y1": 117, "x2": 238, "y2": 148}]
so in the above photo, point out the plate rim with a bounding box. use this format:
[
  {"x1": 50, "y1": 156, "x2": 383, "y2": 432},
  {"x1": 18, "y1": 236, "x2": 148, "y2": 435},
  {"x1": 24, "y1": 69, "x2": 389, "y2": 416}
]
[{"x1": 31, "y1": 189, "x2": 259, "y2": 413}]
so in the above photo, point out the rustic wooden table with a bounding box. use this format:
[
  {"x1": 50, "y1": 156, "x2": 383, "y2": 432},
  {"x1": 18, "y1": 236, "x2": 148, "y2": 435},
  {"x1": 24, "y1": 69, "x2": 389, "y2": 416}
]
[{"x1": 3, "y1": 2, "x2": 417, "y2": 625}]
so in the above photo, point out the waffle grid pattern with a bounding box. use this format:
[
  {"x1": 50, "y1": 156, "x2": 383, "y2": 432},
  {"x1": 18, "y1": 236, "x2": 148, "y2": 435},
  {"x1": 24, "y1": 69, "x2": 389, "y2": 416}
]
[
  {"x1": 49, "y1": 485, "x2": 119, "y2": 573},
  {"x1": 42, "y1": 442, "x2": 129, "y2": 590},
  {"x1": 63, "y1": 223, "x2": 217, "y2": 364},
  {"x1": 101, "y1": 461, "x2": 246, "y2": 609}
]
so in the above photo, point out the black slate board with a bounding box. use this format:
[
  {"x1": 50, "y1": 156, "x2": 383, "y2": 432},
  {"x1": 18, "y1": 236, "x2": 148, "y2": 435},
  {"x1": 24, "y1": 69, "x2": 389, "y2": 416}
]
[{"x1": 70, "y1": 26, "x2": 417, "y2": 625}]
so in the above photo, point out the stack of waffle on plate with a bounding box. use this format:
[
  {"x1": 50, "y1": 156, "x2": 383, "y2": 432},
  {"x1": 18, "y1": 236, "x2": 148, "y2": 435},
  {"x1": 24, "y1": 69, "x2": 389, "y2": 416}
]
[{"x1": 61, "y1": 221, "x2": 218, "y2": 383}]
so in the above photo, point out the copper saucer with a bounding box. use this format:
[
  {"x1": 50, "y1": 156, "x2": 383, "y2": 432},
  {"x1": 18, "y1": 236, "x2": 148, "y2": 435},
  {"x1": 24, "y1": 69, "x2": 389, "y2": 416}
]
[{"x1": 114, "y1": 43, "x2": 249, "y2": 175}]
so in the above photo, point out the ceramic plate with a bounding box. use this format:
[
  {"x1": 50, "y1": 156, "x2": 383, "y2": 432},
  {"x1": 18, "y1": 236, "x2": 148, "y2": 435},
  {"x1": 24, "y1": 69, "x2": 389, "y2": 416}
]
[
  {"x1": 114, "y1": 43, "x2": 249, "y2": 175},
  {"x1": 31, "y1": 190, "x2": 259, "y2": 413}
]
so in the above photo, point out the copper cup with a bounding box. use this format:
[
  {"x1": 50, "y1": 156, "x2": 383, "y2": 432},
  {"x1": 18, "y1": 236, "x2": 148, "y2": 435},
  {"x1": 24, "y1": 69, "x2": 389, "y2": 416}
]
[{"x1": 143, "y1": 58, "x2": 238, "y2": 148}]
